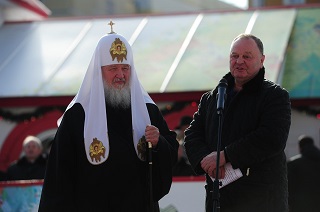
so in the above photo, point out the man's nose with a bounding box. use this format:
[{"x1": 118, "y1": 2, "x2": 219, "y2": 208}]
[
  {"x1": 236, "y1": 57, "x2": 244, "y2": 63},
  {"x1": 115, "y1": 68, "x2": 125, "y2": 77}
]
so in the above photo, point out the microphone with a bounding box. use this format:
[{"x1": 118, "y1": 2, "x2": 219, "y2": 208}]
[{"x1": 216, "y1": 78, "x2": 228, "y2": 112}]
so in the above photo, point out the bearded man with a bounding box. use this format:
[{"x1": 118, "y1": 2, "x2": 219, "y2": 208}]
[{"x1": 39, "y1": 26, "x2": 178, "y2": 212}]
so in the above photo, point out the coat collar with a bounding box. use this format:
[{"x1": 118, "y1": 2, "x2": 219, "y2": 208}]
[{"x1": 222, "y1": 67, "x2": 265, "y2": 94}]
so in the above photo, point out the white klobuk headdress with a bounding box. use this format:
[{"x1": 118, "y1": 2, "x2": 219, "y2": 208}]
[{"x1": 61, "y1": 26, "x2": 154, "y2": 165}]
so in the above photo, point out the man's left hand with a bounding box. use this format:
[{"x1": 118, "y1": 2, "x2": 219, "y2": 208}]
[{"x1": 145, "y1": 125, "x2": 160, "y2": 148}]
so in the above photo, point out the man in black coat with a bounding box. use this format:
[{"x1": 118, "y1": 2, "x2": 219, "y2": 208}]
[
  {"x1": 7, "y1": 135, "x2": 46, "y2": 180},
  {"x1": 39, "y1": 25, "x2": 178, "y2": 212},
  {"x1": 185, "y1": 34, "x2": 291, "y2": 212},
  {"x1": 287, "y1": 135, "x2": 320, "y2": 212}
]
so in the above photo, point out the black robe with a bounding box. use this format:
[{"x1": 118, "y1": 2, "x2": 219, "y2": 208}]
[{"x1": 38, "y1": 103, "x2": 178, "y2": 212}]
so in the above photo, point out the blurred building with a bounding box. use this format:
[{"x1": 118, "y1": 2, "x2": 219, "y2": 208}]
[
  {"x1": 40, "y1": 0, "x2": 241, "y2": 17},
  {"x1": 39, "y1": 0, "x2": 320, "y2": 17},
  {"x1": 250, "y1": 0, "x2": 320, "y2": 7},
  {"x1": 0, "y1": 0, "x2": 51, "y2": 23}
]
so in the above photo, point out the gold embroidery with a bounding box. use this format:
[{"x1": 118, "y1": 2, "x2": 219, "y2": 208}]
[
  {"x1": 89, "y1": 138, "x2": 106, "y2": 162},
  {"x1": 109, "y1": 38, "x2": 127, "y2": 63}
]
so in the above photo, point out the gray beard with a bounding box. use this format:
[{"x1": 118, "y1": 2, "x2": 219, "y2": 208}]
[{"x1": 103, "y1": 81, "x2": 131, "y2": 109}]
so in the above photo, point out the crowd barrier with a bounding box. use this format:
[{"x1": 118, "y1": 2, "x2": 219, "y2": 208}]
[{"x1": 0, "y1": 176, "x2": 205, "y2": 212}]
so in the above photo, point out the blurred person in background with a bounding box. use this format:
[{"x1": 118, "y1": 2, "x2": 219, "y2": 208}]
[
  {"x1": 287, "y1": 135, "x2": 320, "y2": 212},
  {"x1": 172, "y1": 116, "x2": 196, "y2": 176},
  {"x1": 7, "y1": 135, "x2": 46, "y2": 180}
]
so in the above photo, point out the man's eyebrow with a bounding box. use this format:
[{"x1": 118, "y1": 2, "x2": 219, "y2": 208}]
[{"x1": 230, "y1": 51, "x2": 253, "y2": 55}]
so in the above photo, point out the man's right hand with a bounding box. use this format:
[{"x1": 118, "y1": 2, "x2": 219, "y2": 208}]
[{"x1": 200, "y1": 151, "x2": 226, "y2": 179}]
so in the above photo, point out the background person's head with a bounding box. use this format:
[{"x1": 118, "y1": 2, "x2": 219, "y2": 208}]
[
  {"x1": 176, "y1": 116, "x2": 193, "y2": 159},
  {"x1": 229, "y1": 34, "x2": 265, "y2": 86},
  {"x1": 177, "y1": 116, "x2": 193, "y2": 135},
  {"x1": 22, "y1": 135, "x2": 43, "y2": 163},
  {"x1": 298, "y1": 135, "x2": 315, "y2": 153}
]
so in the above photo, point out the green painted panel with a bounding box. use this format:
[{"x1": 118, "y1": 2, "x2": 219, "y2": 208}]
[
  {"x1": 166, "y1": 11, "x2": 253, "y2": 92},
  {"x1": 166, "y1": 9, "x2": 295, "y2": 92},
  {"x1": 133, "y1": 14, "x2": 198, "y2": 93},
  {"x1": 282, "y1": 8, "x2": 320, "y2": 98},
  {"x1": 0, "y1": 7, "x2": 318, "y2": 99},
  {"x1": 250, "y1": 9, "x2": 296, "y2": 82}
]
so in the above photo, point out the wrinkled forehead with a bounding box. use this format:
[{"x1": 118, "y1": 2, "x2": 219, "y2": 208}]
[
  {"x1": 231, "y1": 37, "x2": 263, "y2": 55},
  {"x1": 101, "y1": 64, "x2": 131, "y2": 70},
  {"x1": 230, "y1": 38, "x2": 261, "y2": 55},
  {"x1": 97, "y1": 34, "x2": 133, "y2": 67}
]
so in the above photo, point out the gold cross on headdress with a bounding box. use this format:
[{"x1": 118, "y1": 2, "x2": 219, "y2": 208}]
[{"x1": 108, "y1": 20, "x2": 115, "y2": 34}]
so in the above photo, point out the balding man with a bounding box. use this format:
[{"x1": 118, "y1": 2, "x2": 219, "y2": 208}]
[{"x1": 7, "y1": 135, "x2": 47, "y2": 180}]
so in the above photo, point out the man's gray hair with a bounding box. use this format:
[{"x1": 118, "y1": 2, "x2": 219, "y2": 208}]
[{"x1": 232, "y1": 33, "x2": 264, "y2": 55}]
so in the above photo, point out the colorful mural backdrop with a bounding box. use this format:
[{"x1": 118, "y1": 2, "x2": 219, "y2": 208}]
[
  {"x1": 0, "y1": 182, "x2": 42, "y2": 212},
  {"x1": 283, "y1": 8, "x2": 320, "y2": 98}
]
